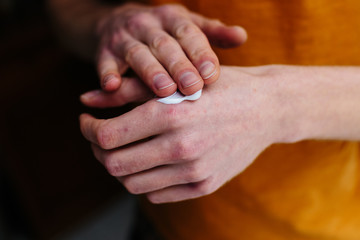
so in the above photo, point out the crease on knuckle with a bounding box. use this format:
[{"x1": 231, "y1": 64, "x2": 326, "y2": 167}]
[
  {"x1": 124, "y1": 43, "x2": 146, "y2": 63},
  {"x1": 151, "y1": 34, "x2": 173, "y2": 50},
  {"x1": 175, "y1": 23, "x2": 198, "y2": 39},
  {"x1": 171, "y1": 136, "x2": 196, "y2": 161},
  {"x1": 104, "y1": 154, "x2": 124, "y2": 177},
  {"x1": 125, "y1": 13, "x2": 150, "y2": 32},
  {"x1": 104, "y1": 155, "x2": 142, "y2": 177},
  {"x1": 189, "y1": 46, "x2": 211, "y2": 60},
  {"x1": 109, "y1": 30, "x2": 125, "y2": 50}
]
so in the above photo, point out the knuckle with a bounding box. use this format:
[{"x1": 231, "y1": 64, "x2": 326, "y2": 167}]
[
  {"x1": 104, "y1": 155, "x2": 140, "y2": 177},
  {"x1": 154, "y1": 4, "x2": 185, "y2": 17},
  {"x1": 122, "y1": 177, "x2": 143, "y2": 194},
  {"x1": 104, "y1": 154, "x2": 123, "y2": 177},
  {"x1": 141, "y1": 100, "x2": 158, "y2": 121},
  {"x1": 151, "y1": 34, "x2": 173, "y2": 50},
  {"x1": 96, "y1": 122, "x2": 116, "y2": 150},
  {"x1": 124, "y1": 43, "x2": 146, "y2": 63},
  {"x1": 175, "y1": 23, "x2": 198, "y2": 39},
  {"x1": 125, "y1": 12, "x2": 150, "y2": 31},
  {"x1": 172, "y1": 136, "x2": 196, "y2": 160},
  {"x1": 163, "y1": 105, "x2": 185, "y2": 129},
  {"x1": 190, "y1": 46, "x2": 210, "y2": 60},
  {"x1": 109, "y1": 30, "x2": 124, "y2": 49}
]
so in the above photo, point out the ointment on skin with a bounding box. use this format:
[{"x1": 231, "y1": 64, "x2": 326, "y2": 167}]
[{"x1": 157, "y1": 90, "x2": 202, "y2": 104}]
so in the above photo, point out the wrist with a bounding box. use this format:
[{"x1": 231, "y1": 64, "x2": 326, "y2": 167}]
[
  {"x1": 267, "y1": 65, "x2": 360, "y2": 143},
  {"x1": 224, "y1": 65, "x2": 300, "y2": 146},
  {"x1": 248, "y1": 65, "x2": 305, "y2": 145},
  {"x1": 265, "y1": 65, "x2": 309, "y2": 144},
  {"x1": 234, "y1": 65, "x2": 312, "y2": 145}
]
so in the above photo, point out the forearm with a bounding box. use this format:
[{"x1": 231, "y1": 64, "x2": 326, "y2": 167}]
[
  {"x1": 274, "y1": 65, "x2": 360, "y2": 143},
  {"x1": 47, "y1": 0, "x2": 114, "y2": 59}
]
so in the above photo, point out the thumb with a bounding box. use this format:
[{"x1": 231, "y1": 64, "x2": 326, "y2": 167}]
[
  {"x1": 191, "y1": 13, "x2": 247, "y2": 48},
  {"x1": 80, "y1": 77, "x2": 152, "y2": 108}
]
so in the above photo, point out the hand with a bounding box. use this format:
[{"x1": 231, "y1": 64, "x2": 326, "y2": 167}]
[
  {"x1": 80, "y1": 66, "x2": 288, "y2": 203},
  {"x1": 95, "y1": 3, "x2": 247, "y2": 96}
]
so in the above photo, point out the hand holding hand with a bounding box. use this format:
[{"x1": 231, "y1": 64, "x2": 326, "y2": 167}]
[{"x1": 80, "y1": 66, "x2": 287, "y2": 203}]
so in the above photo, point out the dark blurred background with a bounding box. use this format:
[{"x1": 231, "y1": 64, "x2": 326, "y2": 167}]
[{"x1": 0, "y1": 0, "x2": 132, "y2": 239}]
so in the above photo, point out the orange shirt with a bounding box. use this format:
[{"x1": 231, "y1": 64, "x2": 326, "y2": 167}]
[{"x1": 141, "y1": 1, "x2": 360, "y2": 239}]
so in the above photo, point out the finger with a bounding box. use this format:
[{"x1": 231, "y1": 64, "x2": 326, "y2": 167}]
[
  {"x1": 79, "y1": 100, "x2": 167, "y2": 150},
  {"x1": 111, "y1": 30, "x2": 177, "y2": 97},
  {"x1": 91, "y1": 137, "x2": 172, "y2": 176},
  {"x1": 146, "y1": 178, "x2": 217, "y2": 204},
  {"x1": 126, "y1": 14, "x2": 206, "y2": 94},
  {"x1": 80, "y1": 77, "x2": 152, "y2": 108},
  {"x1": 190, "y1": 13, "x2": 247, "y2": 48},
  {"x1": 91, "y1": 130, "x2": 202, "y2": 177},
  {"x1": 141, "y1": 27, "x2": 209, "y2": 93},
  {"x1": 119, "y1": 161, "x2": 210, "y2": 194},
  {"x1": 97, "y1": 47, "x2": 127, "y2": 91},
  {"x1": 159, "y1": 12, "x2": 219, "y2": 86},
  {"x1": 91, "y1": 137, "x2": 173, "y2": 177}
]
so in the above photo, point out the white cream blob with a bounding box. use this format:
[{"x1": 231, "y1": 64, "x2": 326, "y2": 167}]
[{"x1": 157, "y1": 90, "x2": 202, "y2": 104}]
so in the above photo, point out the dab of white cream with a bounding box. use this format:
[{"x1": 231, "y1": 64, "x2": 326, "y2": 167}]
[{"x1": 157, "y1": 90, "x2": 202, "y2": 104}]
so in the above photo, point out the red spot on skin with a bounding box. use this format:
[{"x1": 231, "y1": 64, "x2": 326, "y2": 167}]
[{"x1": 166, "y1": 105, "x2": 178, "y2": 116}]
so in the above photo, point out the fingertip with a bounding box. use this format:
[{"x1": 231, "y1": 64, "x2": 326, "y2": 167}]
[
  {"x1": 203, "y1": 67, "x2": 220, "y2": 85},
  {"x1": 79, "y1": 113, "x2": 93, "y2": 123},
  {"x1": 155, "y1": 83, "x2": 177, "y2": 97},
  {"x1": 179, "y1": 79, "x2": 204, "y2": 96},
  {"x1": 79, "y1": 113, "x2": 92, "y2": 135},
  {"x1": 79, "y1": 113, "x2": 102, "y2": 145},
  {"x1": 80, "y1": 90, "x2": 102, "y2": 105},
  {"x1": 232, "y1": 26, "x2": 248, "y2": 44},
  {"x1": 104, "y1": 78, "x2": 121, "y2": 91},
  {"x1": 199, "y1": 61, "x2": 217, "y2": 80},
  {"x1": 102, "y1": 74, "x2": 121, "y2": 91},
  {"x1": 197, "y1": 59, "x2": 221, "y2": 85},
  {"x1": 153, "y1": 73, "x2": 177, "y2": 97},
  {"x1": 208, "y1": 25, "x2": 248, "y2": 48}
]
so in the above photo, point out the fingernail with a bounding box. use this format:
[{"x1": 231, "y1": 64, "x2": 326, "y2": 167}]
[
  {"x1": 80, "y1": 90, "x2": 102, "y2": 101},
  {"x1": 103, "y1": 74, "x2": 118, "y2": 88},
  {"x1": 180, "y1": 72, "x2": 201, "y2": 89},
  {"x1": 199, "y1": 61, "x2": 216, "y2": 80},
  {"x1": 154, "y1": 74, "x2": 175, "y2": 90}
]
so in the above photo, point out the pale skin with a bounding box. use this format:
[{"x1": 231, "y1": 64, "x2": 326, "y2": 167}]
[
  {"x1": 48, "y1": 0, "x2": 247, "y2": 96},
  {"x1": 80, "y1": 65, "x2": 360, "y2": 203},
  {"x1": 49, "y1": 1, "x2": 360, "y2": 203}
]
